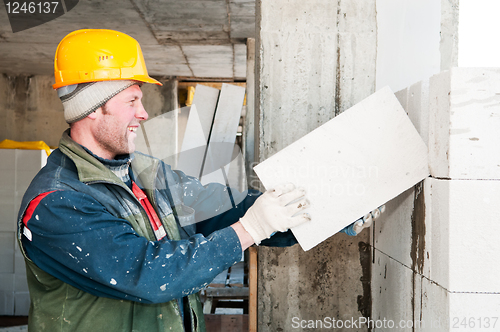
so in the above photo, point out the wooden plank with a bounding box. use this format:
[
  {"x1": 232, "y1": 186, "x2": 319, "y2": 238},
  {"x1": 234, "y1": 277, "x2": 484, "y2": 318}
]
[
  {"x1": 253, "y1": 87, "x2": 429, "y2": 251},
  {"x1": 203, "y1": 287, "x2": 249, "y2": 298},
  {"x1": 204, "y1": 314, "x2": 222, "y2": 332},
  {"x1": 204, "y1": 314, "x2": 248, "y2": 332},
  {"x1": 248, "y1": 247, "x2": 257, "y2": 332},
  {"x1": 221, "y1": 314, "x2": 249, "y2": 332}
]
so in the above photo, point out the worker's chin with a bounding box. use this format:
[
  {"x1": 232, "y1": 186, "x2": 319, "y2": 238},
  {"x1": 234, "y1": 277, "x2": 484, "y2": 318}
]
[{"x1": 127, "y1": 139, "x2": 136, "y2": 154}]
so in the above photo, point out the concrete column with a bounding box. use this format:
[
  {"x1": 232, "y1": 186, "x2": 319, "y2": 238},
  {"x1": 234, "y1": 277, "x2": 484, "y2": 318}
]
[
  {"x1": 255, "y1": 0, "x2": 376, "y2": 330},
  {"x1": 0, "y1": 74, "x2": 67, "y2": 147}
]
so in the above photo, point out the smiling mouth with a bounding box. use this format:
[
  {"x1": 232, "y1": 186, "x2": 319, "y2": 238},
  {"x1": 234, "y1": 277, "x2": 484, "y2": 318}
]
[{"x1": 127, "y1": 127, "x2": 137, "y2": 132}]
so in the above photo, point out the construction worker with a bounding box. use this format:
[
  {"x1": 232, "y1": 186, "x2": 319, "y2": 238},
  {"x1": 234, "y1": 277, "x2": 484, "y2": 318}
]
[{"x1": 16, "y1": 29, "x2": 377, "y2": 332}]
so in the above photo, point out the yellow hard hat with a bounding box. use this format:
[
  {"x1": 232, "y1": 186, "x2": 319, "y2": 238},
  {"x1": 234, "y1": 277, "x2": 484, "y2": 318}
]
[{"x1": 53, "y1": 29, "x2": 162, "y2": 89}]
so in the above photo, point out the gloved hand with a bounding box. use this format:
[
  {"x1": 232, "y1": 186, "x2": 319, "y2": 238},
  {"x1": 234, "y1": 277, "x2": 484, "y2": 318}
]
[
  {"x1": 239, "y1": 183, "x2": 311, "y2": 244},
  {"x1": 341, "y1": 205, "x2": 386, "y2": 236}
]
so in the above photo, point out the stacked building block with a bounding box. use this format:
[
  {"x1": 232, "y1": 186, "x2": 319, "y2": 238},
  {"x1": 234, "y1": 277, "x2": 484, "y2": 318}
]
[
  {"x1": 372, "y1": 68, "x2": 500, "y2": 331},
  {"x1": 0, "y1": 149, "x2": 47, "y2": 316}
]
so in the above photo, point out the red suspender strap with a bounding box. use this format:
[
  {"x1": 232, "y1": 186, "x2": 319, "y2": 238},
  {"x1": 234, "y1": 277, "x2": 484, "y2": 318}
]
[{"x1": 131, "y1": 181, "x2": 166, "y2": 240}]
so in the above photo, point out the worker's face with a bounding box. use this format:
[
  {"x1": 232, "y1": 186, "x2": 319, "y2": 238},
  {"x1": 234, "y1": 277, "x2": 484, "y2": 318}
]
[{"x1": 93, "y1": 84, "x2": 148, "y2": 158}]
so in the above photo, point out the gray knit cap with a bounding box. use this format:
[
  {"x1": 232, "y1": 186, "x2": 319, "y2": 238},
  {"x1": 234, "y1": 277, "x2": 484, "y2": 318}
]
[{"x1": 58, "y1": 80, "x2": 138, "y2": 123}]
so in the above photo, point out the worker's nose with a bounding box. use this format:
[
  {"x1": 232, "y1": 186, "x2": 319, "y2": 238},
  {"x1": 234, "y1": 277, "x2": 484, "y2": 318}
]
[{"x1": 136, "y1": 101, "x2": 148, "y2": 121}]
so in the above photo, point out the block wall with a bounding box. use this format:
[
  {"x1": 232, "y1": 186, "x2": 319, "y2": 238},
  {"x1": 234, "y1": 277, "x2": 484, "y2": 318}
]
[
  {"x1": 372, "y1": 68, "x2": 500, "y2": 331},
  {"x1": 0, "y1": 149, "x2": 47, "y2": 316}
]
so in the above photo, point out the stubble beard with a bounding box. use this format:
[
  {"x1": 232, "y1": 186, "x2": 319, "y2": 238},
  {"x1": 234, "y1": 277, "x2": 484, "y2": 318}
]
[{"x1": 94, "y1": 114, "x2": 134, "y2": 158}]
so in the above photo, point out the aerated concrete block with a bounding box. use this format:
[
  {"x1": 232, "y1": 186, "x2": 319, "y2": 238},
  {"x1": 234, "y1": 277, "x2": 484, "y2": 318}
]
[
  {"x1": 14, "y1": 292, "x2": 30, "y2": 316},
  {"x1": 177, "y1": 85, "x2": 219, "y2": 178},
  {"x1": 430, "y1": 178, "x2": 500, "y2": 293},
  {"x1": 254, "y1": 87, "x2": 429, "y2": 251},
  {"x1": 0, "y1": 232, "x2": 15, "y2": 274},
  {"x1": 0, "y1": 150, "x2": 16, "y2": 232},
  {"x1": 0, "y1": 274, "x2": 15, "y2": 315},
  {"x1": 200, "y1": 84, "x2": 245, "y2": 186},
  {"x1": 448, "y1": 293, "x2": 500, "y2": 330},
  {"x1": 376, "y1": 177, "x2": 500, "y2": 293},
  {"x1": 372, "y1": 178, "x2": 432, "y2": 278},
  {"x1": 371, "y1": 253, "x2": 414, "y2": 327},
  {"x1": 371, "y1": 254, "x2": 450, "y2": 332},
  {"x1": 429, "y1": 68, "x2": 500, "y2": 179}
]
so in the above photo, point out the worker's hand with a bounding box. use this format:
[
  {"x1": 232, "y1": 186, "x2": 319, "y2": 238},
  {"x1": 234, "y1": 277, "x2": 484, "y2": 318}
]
[
  {"x1": 239, "y1": 183, "x2": 311, "y2": 244},
  {"x1": 341, "y1": 205, "x2": 386, "y2": 236}
]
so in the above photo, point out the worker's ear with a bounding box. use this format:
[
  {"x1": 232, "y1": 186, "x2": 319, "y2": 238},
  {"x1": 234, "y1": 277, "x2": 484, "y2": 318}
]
[{"x1": 87, "y1": 109, "x2": 99, "y2": 120}]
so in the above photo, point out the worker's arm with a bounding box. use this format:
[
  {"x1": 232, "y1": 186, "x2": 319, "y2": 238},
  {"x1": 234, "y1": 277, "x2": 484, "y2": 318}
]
[
  {"x1": 340, "y1": 205, "x2": 386, "y2": 236},
  {"x1": 171, "y1": 168, "x2": 307, "y2": 247},
  {"x1": 21, "y1": 190, "x2": 244, "y2": 305}
]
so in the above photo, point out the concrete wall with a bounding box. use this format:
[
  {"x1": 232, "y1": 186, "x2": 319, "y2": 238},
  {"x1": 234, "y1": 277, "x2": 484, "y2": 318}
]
[
  {"x1": 373, "y1": 68, "x2": 500, "y2": 331},
  {"x1": 458, "y1": 0, "x2": 500, "y2": 67},
  {"x1": 0, "y1": 74, "x2": 67, "y2": 148},
  {"x1": 376, "y1": 0, "x2": 459, "y2": 92},
  {"x1": 255, "y1": 0, "x2": 376, "y2": 330},
  {"x1": 0, "y1": 74, "x2": 178, "y2": 147}
]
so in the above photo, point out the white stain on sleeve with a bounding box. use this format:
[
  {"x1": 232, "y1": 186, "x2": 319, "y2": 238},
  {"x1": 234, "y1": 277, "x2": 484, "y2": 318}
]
[
  {"x1": 160, "y1": 284, "x2": 167, "y2": 291},
  {"x1": 110, "y1": 278, "x2": 117, "y2": 285}
]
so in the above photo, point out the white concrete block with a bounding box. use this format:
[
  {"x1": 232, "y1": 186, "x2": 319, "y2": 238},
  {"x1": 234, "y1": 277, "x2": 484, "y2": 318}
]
[
  {"x1": 0, "y1": 149, "x2": 16, "y2": 171},
  {"x1": 372, "y1": 254, "x2": 450, "y2": 331},
  {"x1": 15, "y1": 149, "x2": 46, "y2": 171},
  {"x1": 396, "y1": 79, "x2": 431, "y2": 148},
  {"x1": 417, "y1": 277, "x2": 449, "y2": 332},
  {"x1": 371, "y1": 253, "x2": 413, "y2": 328},
  {"x1": 14, "y1": 292, "x2": 30, "y2": 316},
  {"x1": 372, "y1": 186, "x2": 415, "y2": 269},
  {"x1": 429, "y1": 68, "x2": 500, "y2": 179},
  {"x1": 394, "y1": 87, "x2": 408, "y2": 111},
  {"x1": 408, "y1": 79, "x2": 431, "y2": 147},
  {"x1": 14, "y1": 275, "x2": 28, "y2": 294},
  {"x1": 0, "y1": 201, "x2": 16, "y2": 232},
  {"x1": 448, "y1": 293, "x2": 500, "y2": 330},
  {"x1": 201, "y1": 84, "x2": 246, "y2": 186},
  {"x1": 0, "y1": 274, "x2": 15, "y2": 316},
  {"x1": 427, "y1": 177, "x2": 451, "y2": 291},
  {"x1": 177, "y1": 85, "x2": 219, "y2": 178},
  {"x1": 135, "y1": 108, "x2": 179, "y2": 166},
  {"x1": 254, "y1": 87, "x2": 429, "y2": 251},
  {"x1": 14, "y1": 240, "x2": 26, "y2": 278},
  {"x1": 432, "y1": 178, "x2": 500, "y2": 293},
  {"x1": 0, "y1": 149, "x2": 16, "y2": 211},
  {"x1": 0, "y1": 232, "x2": 15, "y2": 274}
]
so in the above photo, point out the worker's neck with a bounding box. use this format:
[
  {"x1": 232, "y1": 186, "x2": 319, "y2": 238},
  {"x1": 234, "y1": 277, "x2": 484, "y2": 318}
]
[{"x1": 69, "y1": 126, "x2": 117, "y2": 160}]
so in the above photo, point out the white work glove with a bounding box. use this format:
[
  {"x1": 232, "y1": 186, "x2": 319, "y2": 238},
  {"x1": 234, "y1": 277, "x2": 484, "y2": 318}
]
[
  {"x1": 239, "y1": 183, "x2": 311, "y2": 244},
  {"x1": 353, "y1": 205, "x2": 386, "y2": 234}
]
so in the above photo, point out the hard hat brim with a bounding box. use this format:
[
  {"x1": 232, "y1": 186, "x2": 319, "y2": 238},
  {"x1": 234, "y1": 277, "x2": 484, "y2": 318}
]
[{"x1": 52, "y1": 76, "x2": 162, "y2": 89}]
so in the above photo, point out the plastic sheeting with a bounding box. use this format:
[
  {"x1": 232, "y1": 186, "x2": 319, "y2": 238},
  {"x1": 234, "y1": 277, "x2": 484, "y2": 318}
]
[{"x1": 0, "y1": 139, "x2": 51, "y2": 156}]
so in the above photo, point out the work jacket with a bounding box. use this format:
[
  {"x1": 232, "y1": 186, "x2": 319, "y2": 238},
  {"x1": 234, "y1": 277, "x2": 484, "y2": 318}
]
[{"x1": 17, "y1": 130, "x2": 262, "y2": 332}]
